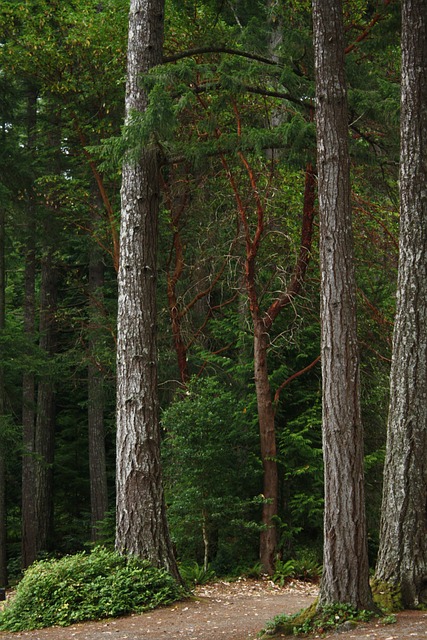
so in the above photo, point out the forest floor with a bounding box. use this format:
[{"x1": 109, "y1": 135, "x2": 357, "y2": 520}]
[{"x1": 0, "y1": 578, "x2": 427, "y2": 640}]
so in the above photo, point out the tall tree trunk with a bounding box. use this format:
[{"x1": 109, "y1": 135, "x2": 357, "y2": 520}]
[
  {"x1": 375, "y1": 0, "x2": 427, "y2": 608},
  {"x1": 312, "y1": 0, "x2": 373, "y2": 609},
  {"x1": 253, "y1": 321, "x2": 278, "y2": 575},
  {"x1": 21, "y1": 85, "x2": 38, "y2": 569},
  {"x1": 241, "y1": 163, "x2": 315, "y2": 576},
  {"x1": 0, "y1": 205, "x2": 7, "y2": 586},
  {"x1": 34, "y1": 243, "x2": 58, "y2": 554},
  {"x1": 33, "y1": 111, "x2": 61, "y2": 557},
  {"x1": 88, "y1": 239, "x2": 108, "y2": 541},
  {"x1": 115, "y1": 0, "x2": 180, "y2": 581}
]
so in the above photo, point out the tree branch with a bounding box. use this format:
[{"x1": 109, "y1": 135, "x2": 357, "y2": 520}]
[
  {"x1": 273, "y1": 355, "x2": 321, "y2": 406},
  {"x1": 163, "y1": 46, "x2": 279, "y2": 66},
  {"x1": 263, "y1": 162, "x2": 317, "y2": 331}
]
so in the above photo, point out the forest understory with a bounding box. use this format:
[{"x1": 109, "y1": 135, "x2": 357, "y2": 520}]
[{"x1": 0, "y1": 579, "x2": 426, "y2": 640}]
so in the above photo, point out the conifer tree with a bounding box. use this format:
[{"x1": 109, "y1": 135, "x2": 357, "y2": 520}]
[
  {"x1": 115, "y1": 0, "x2": 180, "y2": 580},
  {"x1": 312, "y1": 0, "x2": 374, "y2": 609},
  {"x1": 375, "y1": 0, "x2": 427, "y2": 607}
]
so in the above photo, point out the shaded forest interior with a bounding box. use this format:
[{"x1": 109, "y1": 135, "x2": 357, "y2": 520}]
[{"x1": 0, "y1": 0, "x2": 411, "y2": 592}]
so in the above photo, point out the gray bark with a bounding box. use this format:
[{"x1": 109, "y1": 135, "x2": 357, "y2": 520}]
[
  {"x1": 375, "y1": 0, "x2": 427, "y2": 608},
  {"x1": 115, "y1": 0, "x2": 180, "y2": 581},
  {"x1": 312, "y1": 0, "x2": 373, "y2": 609}
]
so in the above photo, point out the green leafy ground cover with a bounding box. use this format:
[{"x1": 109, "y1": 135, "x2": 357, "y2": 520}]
[
  {"x1": 260, "y1": 601, "x2": 397, "y2": 638},
  {"x1": 0, "y1": 547, "x2": 186, "y2": 631}
]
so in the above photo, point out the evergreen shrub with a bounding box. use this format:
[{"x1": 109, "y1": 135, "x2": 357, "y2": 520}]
[{"x1": 0, "y1": 547, "x2": 185, "y2": 631}]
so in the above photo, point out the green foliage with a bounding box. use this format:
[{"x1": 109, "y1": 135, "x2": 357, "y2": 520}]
[
  {"x1": 272, "y1": 559, "x2": 296, "y2": 586},
  {"x1": 179, "y1": 562, "x2": 216, "y2": 586},
  {"x1": 262, "y1": 602, "x2": 376, "y2": 637},
  {"x1": 294, "y1": 603, "x2": 374, "y2": 635},
  {"x1": 0, "y1": 547, "x2": 185, "y2": 631},
  {"x1": 272, "y1": 550, "x2": 322, "y2": 587},
  {"x1": 0, "y1": 0, "x2": 404, "y2": 585},
  {"x1": 162, "y1": 375, "x2": 261, "y2": 570},
  {"x1": 292, "y1": 554, "x2": 322, "y2": 583}
]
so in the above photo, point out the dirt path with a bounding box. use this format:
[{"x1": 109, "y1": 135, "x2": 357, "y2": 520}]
[{"x1": 0, "y1": 579, "x2": 426, "y2": 640}]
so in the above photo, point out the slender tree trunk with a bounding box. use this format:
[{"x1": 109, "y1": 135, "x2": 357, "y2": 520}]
[
  {"x1": 312, "y1": 0, "x2": 373, "y2": 609},
  {"x1": 253, "y1": 321, "x2": 278, "y2": 575},
  {"x1": 0, "y1": 205, "x2": 7, "y2": 586},
  {"x1": 88, "y1": 240, "x2": 108, "y2": 541},
  {"x1": 21, "y1": 86, "x2": 38, "y2": 569},
  {"x1": 241, "y1": 163, "x2": 315, "y2": 576},
  {"x1": 33, "y1": 110, "x2": 62, "y2": 557},
  {"x1": 115, "y1": 0, "x2": 180, "y2": 581},
  {"x1": 375, "y1": 0, "x2": 427, "y2": 608},
  {"x1": 34, "y1": 244, "x2": 58, "y2": 554}
]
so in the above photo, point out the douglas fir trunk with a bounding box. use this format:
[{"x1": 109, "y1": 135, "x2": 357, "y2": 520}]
[
  {"x1": 115, "y1": 0, "x2": 180, "y2": 580},
  {"x1": 375, "y1": 0, "x2": 427, "y2": 608},
  {"x1": 312, "y1": 0, "x2": 373, "y2": 609}
]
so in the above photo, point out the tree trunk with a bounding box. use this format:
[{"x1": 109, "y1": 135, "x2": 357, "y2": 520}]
[
  {"x1": 21, "y1": 224, "x2": 37, "y2": 567},
  {"x1": 88, "y1": 224, "x2": 108, "y2": 541},
  {"x1": 0, "y1": 205, "x2": 8, "y2": 586},
  {"x1": 115, "y1": 0, "x2": 180, "y2": 581},
  {"x1": 21, "y1": 85, "x2": 38, "y2": 569},
  {"x1": 253, "y1": 321, "x2": 278, "y2": 575},
  {"x1": 312, "y1": 0, "x2": 373, "y2": 609},
  {"x1": 34, "y1": 245, "x2": 58, "y2": 554},
  {"x1": 375, "y1": 0, "x2": 427, "y2": 608}
]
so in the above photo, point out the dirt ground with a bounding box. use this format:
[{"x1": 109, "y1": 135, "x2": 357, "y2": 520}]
[{"x1": 0, "y1": 578, "x2": 426, "y2": 640}]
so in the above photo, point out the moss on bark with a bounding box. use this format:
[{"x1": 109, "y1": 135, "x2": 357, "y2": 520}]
[{"x1": 371, "y1": 578, "x2": 404, "y2": 613}]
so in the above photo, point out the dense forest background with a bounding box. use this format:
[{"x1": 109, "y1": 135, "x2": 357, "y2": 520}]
[{"x1": 0, "y1": 0, "x2": 401, "y2": 584}]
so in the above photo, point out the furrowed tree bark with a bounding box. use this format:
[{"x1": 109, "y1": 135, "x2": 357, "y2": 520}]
[
  {"x1": 115, "y1": 0, "x2": 180, "y2": 581},
  {"x1": 312, "y1": 0, "x2": 374, "y2": 609},
  {"x1": 375, "y1": 0, "x2": 427, "y2": 608}
]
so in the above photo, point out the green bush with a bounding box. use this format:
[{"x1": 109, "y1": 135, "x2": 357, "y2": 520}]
[
  {"x1": 262, "y1": 602, "x2": 375, "y2": 637},
  {"x1": 179, "y1": 561, "x2": 216, "y2": 586},
  {"x1": 0, "y1": 547, "x2": 186, "y2": 631}
]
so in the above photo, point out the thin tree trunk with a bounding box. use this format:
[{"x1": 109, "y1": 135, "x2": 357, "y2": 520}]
[
  {"x1": 253, "y1": 322, "x2": 278, "y2": 575},
  {"x1": 375, "y1": 0, "x2": 427, "y2": 608},
  {"x1": 312, "y1": 0, "x2": 373, "y2": 609},
  {"x1": 202, "y1": 509, "x2": 209, "y2": 573},
  {"x1": 0, "y1": 205, "x2": 8, "y2": 586},
  {"x1": 34, "y1": 245, "x2": 58, "y2": 554},
  {"x1": 88, "y1": 240, "x2": 108, "y2": 541},
  {"x1": 115, "y1": 0, "x2": 180, "y2": 581},
  {"x1": 241, "y1": 163, "x2": 315, "y2": 576},
  {"x1": 21, "y1": 86, "x2": 38, "y2": 569}
]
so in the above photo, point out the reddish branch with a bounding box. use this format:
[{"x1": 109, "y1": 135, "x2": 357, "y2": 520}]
[
  {"x1": 74, "y1": 124, "x2": 120, "y2": 272},
  {"x1": 163, "y1": 181, "x2": 190, "y2": 382},
  {"x1": 274, "y1": 355, "x2": 321, "y2": 406},
  {"x1": 162, "y1": 171, "x2": 239, "y2": 383},
  {"x1": 345, "y1": 0, "x2": 393, "y2": 55},
  {"x1": 353, "y1": 194, "x2": 399, "y2": 251},
  {"x1": 263, "y1": 164, "x2": 316, "y2": 331}
]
